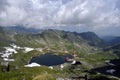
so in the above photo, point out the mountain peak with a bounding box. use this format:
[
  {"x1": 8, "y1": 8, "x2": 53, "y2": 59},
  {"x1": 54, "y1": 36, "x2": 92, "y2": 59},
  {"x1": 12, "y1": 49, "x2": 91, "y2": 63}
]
[{"x1": 79, "y1": 32, "x2": 104, "y2": 47}]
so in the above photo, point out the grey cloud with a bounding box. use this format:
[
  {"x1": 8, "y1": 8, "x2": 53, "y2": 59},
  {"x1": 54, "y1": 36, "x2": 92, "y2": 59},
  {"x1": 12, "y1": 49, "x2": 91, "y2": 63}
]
[
  {"x1": 55, "y1": 0, "x2": 120, "y2": 29},
  {"x1": 0, "y1": 0, "x2": 9, "y2": 12},
  {"x1": 0, "y1": 0, "x2": 120, "y2": 31}
]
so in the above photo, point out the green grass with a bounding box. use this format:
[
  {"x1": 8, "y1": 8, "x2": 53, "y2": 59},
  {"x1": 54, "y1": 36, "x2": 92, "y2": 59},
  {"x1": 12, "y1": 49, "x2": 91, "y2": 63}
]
[
  {"x1": 85, "y1": 52, "x2": 117, "y2": 63},
  {"x1": 9, "y1": 50, "x2": 42, "y2": 66},
  {"x1": 33, "y1": 73, "x2": 56, "y2": 80},
  {"x1": 0, "y1": 50, "x2": 119, "y2": 80},
  {"x1": 0, "y1": 43, "x2": 119, "y2": 80},
  {"x1": 0, "y1": 50, "x2": 67, "y2": 80},
  {"x1": 0, "y1": 66, "x2": 65, "y2": 80}
]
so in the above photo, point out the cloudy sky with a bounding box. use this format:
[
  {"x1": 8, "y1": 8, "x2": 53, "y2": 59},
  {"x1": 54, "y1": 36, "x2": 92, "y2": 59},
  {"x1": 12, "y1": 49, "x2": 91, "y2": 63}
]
[{"x1": 0, "y1": 0, "x2": 120, "y2": 36}]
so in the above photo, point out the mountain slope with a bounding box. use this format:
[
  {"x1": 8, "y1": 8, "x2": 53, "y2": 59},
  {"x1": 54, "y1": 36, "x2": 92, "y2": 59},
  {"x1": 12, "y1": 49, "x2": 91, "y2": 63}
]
[
  {"x1": 0, "y1": 27, "x2": 12, "y2": 46},
  {"x1": 105, "y1": 43, "x2": 120, "y2": 57},
  {"x1": 79, "y1": 32, "x2": 105, "y2": 47},
  {"x1": 13, "y1": 29, "x2": 96, "y2": 53},
  {"x1": 0, "y1": 27, "x2": 105, "y2": 54},
  {"x1": 101, "y1": 36, "x2": 120, "y2": 46},
  {"x1": 101, "y1": 36, "x2": 116, "y2": 42},
  {"x1": 109, "y1": 37, "x2": 120, "y2": 45}
]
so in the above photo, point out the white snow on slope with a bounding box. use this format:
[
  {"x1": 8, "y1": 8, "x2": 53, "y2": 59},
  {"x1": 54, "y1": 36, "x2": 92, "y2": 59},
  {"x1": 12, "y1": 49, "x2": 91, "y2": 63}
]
[
  {"x1": 4, "y1": 47, "x2": 17, "y2": 53},
  {"x1": 10, "y1": 44, "x2": 21, "y2": 49},
  {"x1": 3, "y1": 58, "x2": 15, "y2": 61},
  {"x1": 106, "y1": 69, "x2": 116, "y2": 74},
  {"x1": 25, "y1": 63, "x2": 41, "y2": 67},
  {"x1": 24, "y1": 47, "x2": 34, "y2": 52},
  {"x1": 71, "y1": 60, "x2": 76, "y2": 64},
  {"x1": 49, "y1": 66, "x2": 53, "y2": 69},
  {"x1": 105, "y1": 60, "x2": 115, "y2": 66},
  {"x1": 1, "y1": 47, "x2": 17, "y2": 58}
]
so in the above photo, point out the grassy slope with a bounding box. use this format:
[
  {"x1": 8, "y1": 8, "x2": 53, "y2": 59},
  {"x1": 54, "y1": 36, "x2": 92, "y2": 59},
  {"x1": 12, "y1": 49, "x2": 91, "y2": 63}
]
[
  {"x1": 0, "y1": 27, "x2": 11, "y2": 47},
  {"x1": 0, "y1": 66, "x2": 64, "y2": 80},
  {"x1": 13, "y1": 30, "x2": 96, "y2": 54},
  {"x1": 0, "y1": 29, "x2": 119, "y2": 80},
  {"x1": 0, "y1": 50, "x2": 66, "y2": 80},
  {"x1": 0, "y1": 48, "x2": 118, "y2": 80}
]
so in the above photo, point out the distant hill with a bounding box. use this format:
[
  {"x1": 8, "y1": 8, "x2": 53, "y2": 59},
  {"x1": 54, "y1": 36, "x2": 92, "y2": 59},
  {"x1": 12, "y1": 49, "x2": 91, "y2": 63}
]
[
  {"x1": 109, "y1": 37, "x2": 120, "y2": 45},
  {"x1": 3, "y1": 26, "x2": 41, "y2": 33},
  {"x1": 104, "y1": 43, "x2": 120, "y2": 57},
  {"x1": 79, "y1": 32, "x2": 105, "y2": 47},
  {"x1": 101, "y1": 36, "x2": 120, "y2": 46},
  {"x1": 103, "y1": 36, "x2": 120, "y2": 57},
  {"x1": 101, "y1": 36, "x2": 116, "y2": 42}
]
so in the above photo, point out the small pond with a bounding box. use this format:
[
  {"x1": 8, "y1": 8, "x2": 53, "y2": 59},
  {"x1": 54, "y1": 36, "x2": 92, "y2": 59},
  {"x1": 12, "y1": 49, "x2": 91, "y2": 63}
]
[{"x1": 29, "y1": 53, "x2": 73, "y2": 66}]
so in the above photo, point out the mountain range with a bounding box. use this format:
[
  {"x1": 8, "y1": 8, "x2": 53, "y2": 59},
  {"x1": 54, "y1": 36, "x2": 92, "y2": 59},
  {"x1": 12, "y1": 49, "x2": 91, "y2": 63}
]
[
  {"x1": 0, "y1": 27, "x2": 101, "y2": 53},
  {"x1": 0, "y1": 26, "x2": 120, "y2": 80},
  {"x1": 0, "y1": 26, "x2": 120, "y2": 54}
]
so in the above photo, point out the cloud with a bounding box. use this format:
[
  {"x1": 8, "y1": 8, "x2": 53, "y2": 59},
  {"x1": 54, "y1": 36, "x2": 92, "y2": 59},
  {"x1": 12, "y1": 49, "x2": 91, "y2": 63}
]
[
  {"x1": 55, "y1": 0, "x2": 120, "y2": 29},
  {"x1": 0, "y1": 0, "x2": 9, "y2": 13},
  {"x1": 0, "y1": 0, "x2": 120, "y2": 31}
]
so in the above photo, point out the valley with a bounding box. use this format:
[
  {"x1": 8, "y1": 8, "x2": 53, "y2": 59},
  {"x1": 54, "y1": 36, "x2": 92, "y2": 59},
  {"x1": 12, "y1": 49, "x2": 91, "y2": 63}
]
[{"x1": 0, "y1": 27, "x2": 120, "y2": 80}]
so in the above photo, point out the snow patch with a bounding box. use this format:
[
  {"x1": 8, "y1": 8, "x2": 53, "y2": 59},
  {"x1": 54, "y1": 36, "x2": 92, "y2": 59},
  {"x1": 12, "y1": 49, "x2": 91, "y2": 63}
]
[
  {"x1": 10, "y1": 44, "x2": 21, "y2": 49},
  {"x1": 0, "y1": 52, "x2": 3, "y2": 54},
  {"x1": 35, "y1": 48, "x2": 43, "y2": 52},
  {"x1": 105, "y1": 60, "x2": 115, "y2": 66},
  {"x1": 106, "y1": 69, "x2": 116, "y2": 74},
  {"x1": 24, "y1": 47, "x2": 34, "y2": 52},
  {"x1": 48, "y1": 66, "x2": 53, "y2": 69},
  {"x1": 3, "y1": 58, "x2": 15, "y2": 61},
  {"x1": 1, "y1": 47, "x2": 17, "y2": 58},
  {"x1": 25, "y1": 63, "x2": 41, "y2": 67},
  {"x1": 105, "y1": 60, "x2": 110, "y2": 63},
  {"x1": 60, "y1": 65, "x2": 64, "y2": 70},
  {"x1": 4, "y1": 47, "x2": 17, "y2": 53},
  {"x1": 71, "y1": 60, "x2": 76, "y2": 64}
]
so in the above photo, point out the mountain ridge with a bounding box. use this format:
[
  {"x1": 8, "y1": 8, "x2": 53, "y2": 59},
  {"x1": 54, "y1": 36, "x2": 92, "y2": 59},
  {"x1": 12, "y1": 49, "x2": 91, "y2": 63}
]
[
  {"x1": 0, "y1": 27, "x2": 104, "y2": 53},
  {"x1": 79, "y1": 32, "x2": 105, "y2": 47}
]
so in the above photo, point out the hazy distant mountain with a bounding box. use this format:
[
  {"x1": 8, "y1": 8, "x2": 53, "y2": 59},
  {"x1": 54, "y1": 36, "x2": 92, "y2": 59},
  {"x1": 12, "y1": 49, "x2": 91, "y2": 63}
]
[
  {"x1": 103, "y1": 36, "x2": 120, "y2": 57},
  {"x1": 102, "y1": 36, "x2": 120, "y2": 45},
  {"x1": 104, "y1": 43, "x2": 120, "y2": 58},
  {"x1": 101, "y1": 36, "x2": 116, "y2": 42},
  {"x1": 109, "y1": 37, "x2": 120, "y2": 45},
  {"x1": 79, "y1": 32, "x2": 105, "y2": 47},
  {"x1": 3, "y1": 26, "x2": 41, "y2": 33}
]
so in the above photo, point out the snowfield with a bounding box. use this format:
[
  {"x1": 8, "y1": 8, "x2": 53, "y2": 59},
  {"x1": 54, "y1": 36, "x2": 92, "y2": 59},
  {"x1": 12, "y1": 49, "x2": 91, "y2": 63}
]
[
  {"x1": 23, "y1": 47, "x2": 34, "y2": 53},
  {"x1": 3, "y1": 58, "x2": 15, "y2": 61},
  {"x1": 1, "y1": 47, "x2": 17, "y2": 58},
  {"x1": 106, "y1": 69, "x2": 116, "y2": 74},
  {"x1": 25, "y1": 63, "x2": 41, "y2": 67}
]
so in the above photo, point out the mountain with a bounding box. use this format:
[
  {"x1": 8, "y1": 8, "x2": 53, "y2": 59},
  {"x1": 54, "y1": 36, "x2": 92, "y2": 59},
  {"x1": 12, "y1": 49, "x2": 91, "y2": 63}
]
[
  {"x1": 101, "y1": 36, "x2": 120, "y2": 46},
  {"x1": 104, "y1": 43, "x2": 120, "y2": 58},
  {"x1": 0, "y1": 27, "x2": 119, "y2": 80},
  {"x1": 0, "y1": 27, "x2": 105, "y2": 53},
  {"x1": 0, "y1": 27, "x2": 12, "y2": 46},
  {"x1": 101, "y1": 35, "x2": 120, "y2": 57},
  {"x1": 103, "y1": 36, "x2": 120, "y2": 57},
  {"x1": 79, "y1": 32, "x2": 105, "y2": 47},
  {"x1": 13, "y1": 29, "x2": 96, "y2": 53},
  {"x1": 109, "y1": 37, "x2": 120, "y2": 45},
  {"x1": 3, "y1": 26, "x2": 41, "y2": 33},
  {"x1": 101, "y1": 36, "x2": 116, "y2": 42}
]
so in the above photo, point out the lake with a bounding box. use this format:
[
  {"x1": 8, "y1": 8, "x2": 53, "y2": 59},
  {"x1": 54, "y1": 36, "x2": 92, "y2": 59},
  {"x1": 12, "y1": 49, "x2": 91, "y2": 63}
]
[{"x1": 29, "y1": 53, "x2": 73, "y2": 66}]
